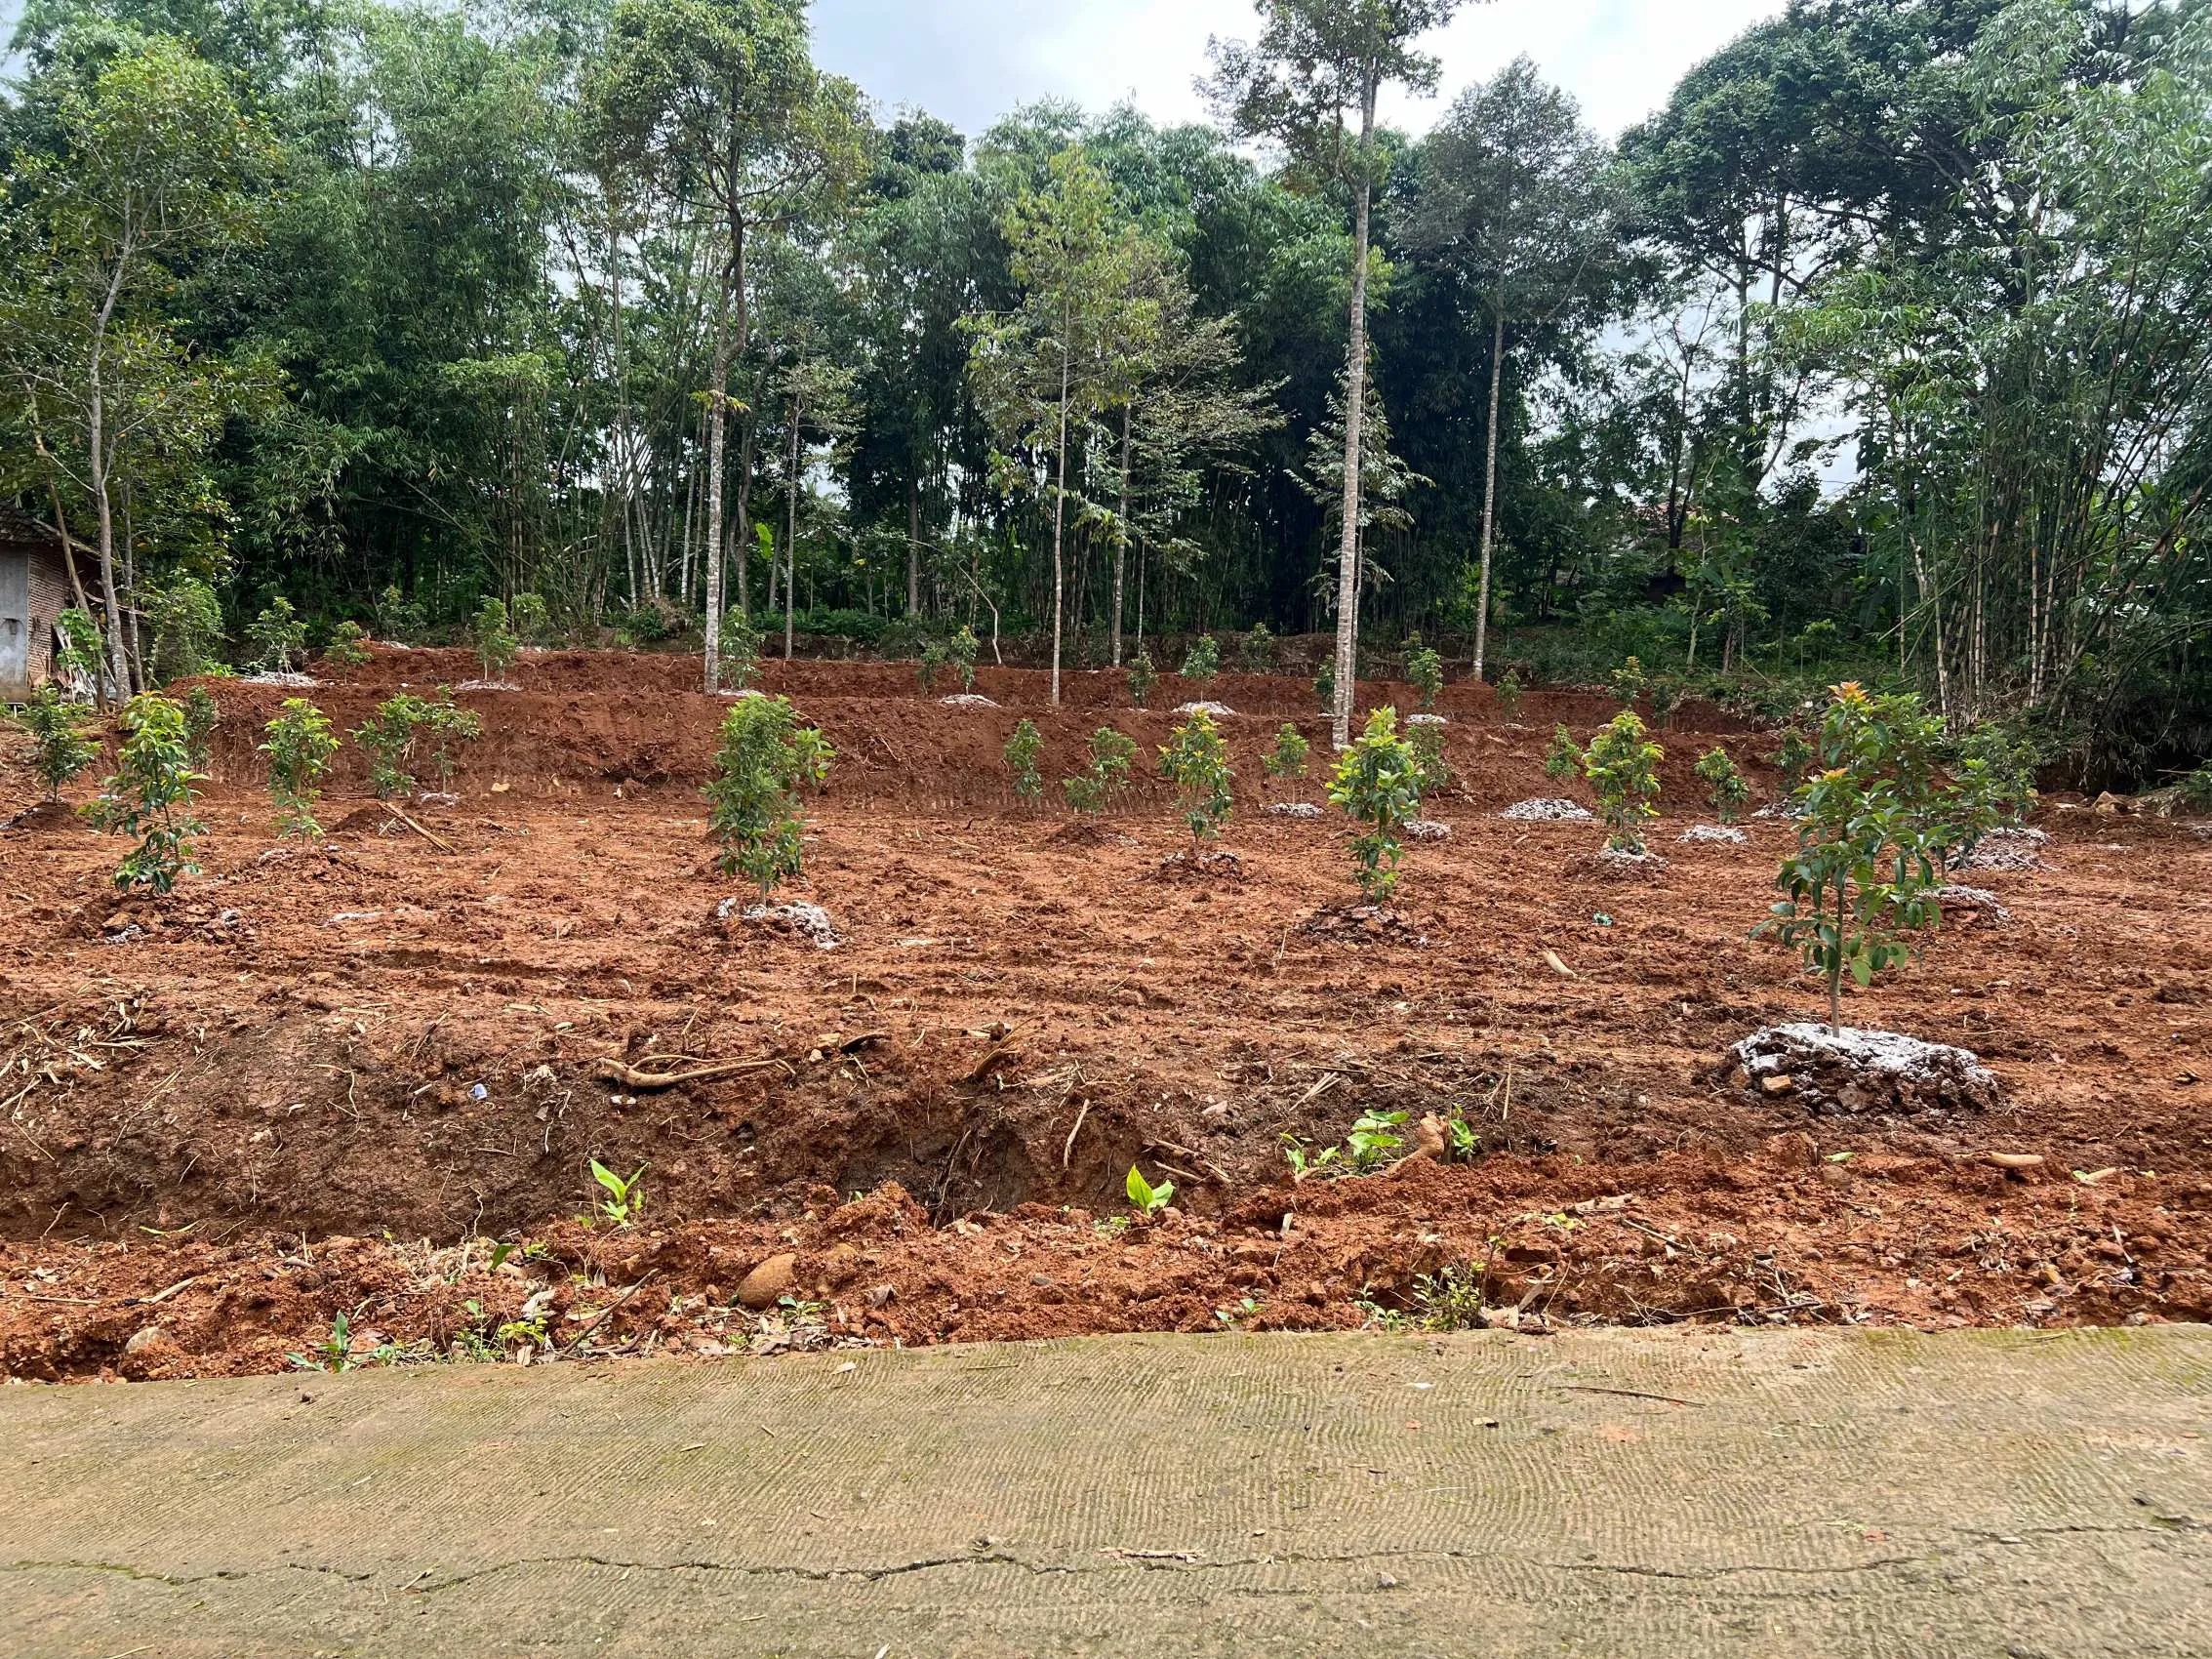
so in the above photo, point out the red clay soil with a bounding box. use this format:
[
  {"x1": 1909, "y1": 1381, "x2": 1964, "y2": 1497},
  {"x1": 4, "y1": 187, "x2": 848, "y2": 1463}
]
[{"x1": 1, "y1": 649, "x2": 2207, "y2": 1383}]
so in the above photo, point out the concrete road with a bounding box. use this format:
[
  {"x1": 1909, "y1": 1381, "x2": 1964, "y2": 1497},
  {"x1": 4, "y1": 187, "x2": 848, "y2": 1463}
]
[{"x1": 3, "y1": 1326, "x2": 2207, "y2": 1657}]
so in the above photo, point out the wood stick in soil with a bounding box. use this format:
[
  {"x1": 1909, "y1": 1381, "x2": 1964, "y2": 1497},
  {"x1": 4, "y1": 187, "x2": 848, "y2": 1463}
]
[{"x1": 593, "y1": 1057, "x2": 788, "y2": 1091}]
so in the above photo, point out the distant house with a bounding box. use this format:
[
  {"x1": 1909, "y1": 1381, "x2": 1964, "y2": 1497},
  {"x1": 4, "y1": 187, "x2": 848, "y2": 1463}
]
[{"x1": 0, "y1": 508, "x2": 81, "y2": 703}]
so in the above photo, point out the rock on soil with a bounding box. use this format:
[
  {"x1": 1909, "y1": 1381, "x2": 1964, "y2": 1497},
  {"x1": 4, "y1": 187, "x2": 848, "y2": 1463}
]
[
  {"x1": 737, "y1": 1251, "x2": 798, "y2": 1310},
  {"x1": 454, "y1": 678, "x2": 521, "y2": 693},
  {"x1": 1935, "y1": 884, "x2": 2013, "y2": 924},
  {"x1": 940, "y1": 693, "x2": 997, "y2": 708},
  {"x1": 1958, "y1": 829, "x2": 2050, "y2": 872},
  {"x1": 1301, "y1": 905, "x2": 1428, "y2": 946},
  {"x1": 1404, "y1": 820, "x2": 1452, "y2": 841},
  {"x1": 1680, "y1": 825, "x2": 1748, "y2": 844},
  {"x1": 1500, "y1": 798, "x2": 1593, "y2": 822},
  {"x1": 1734, "y1": 1025, "x2": 2004, "y2": 1114},
  {"x1": 716, "y1": 897, "x2": 842, "y2": 950},
  {"x1": 1753, "y1": 800, "x2": 1807, "y2": 821},
  {"x1": 240, "y1": 671, "x2": 319, "y2": 688},
  {"x1": 1174, "y1": 701, "x2": 1234, "y2": 717},
  {"x1": 1266, "y1": 801, "x2": 1323, "y2": 818},
  {"x1": 1407, "y1": 713, "x2": 1447, "y2": 727}
]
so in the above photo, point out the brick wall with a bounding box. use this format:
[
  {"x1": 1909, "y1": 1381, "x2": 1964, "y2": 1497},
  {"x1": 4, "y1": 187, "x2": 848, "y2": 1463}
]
[{"x1": 24, "y1": 544, "x2": 70, "y2": 687}]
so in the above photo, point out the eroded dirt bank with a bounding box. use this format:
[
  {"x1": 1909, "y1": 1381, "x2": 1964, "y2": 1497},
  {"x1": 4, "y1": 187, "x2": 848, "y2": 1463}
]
[{"x1": 2, "y1": 654, "x2": 2207, "y2": 1380}]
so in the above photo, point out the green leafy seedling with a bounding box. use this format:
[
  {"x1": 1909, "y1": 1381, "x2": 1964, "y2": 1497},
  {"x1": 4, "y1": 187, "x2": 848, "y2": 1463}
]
[
  {"x1": 1180, "y1": 634, "x2": 1220, "y2": 680},
  {"x1": 947, "y1": 625, "x2": 980, "y2": 692},
  {"x1": 13, "y1": 686, "x2": 98, "y2": 800},
  {"x1": 719, "y1": 611, "x2": 764, "y2": 691},
  {"x1": 590, "y1": 1160, "x2": 647, "y2": 1226},
  {"x1": 1495, "y1": 668, "x2": 1524, "y2": 719},
  {"x1": 1159, "y1": 709, "x2": 1233, "y2": 851},
  {"x1": 1405, "y1": 643, "x2": 1443, "y2": 708},
  {"x1": 704, "y1": 694, "x2": 834, "y2": 898},
  {"x1": 1063, "y1": 726, "x2": 1137, "y2": 814},
  {"x1": 1126, "y1": 645, "x2": 1157, "y2": 708},
  {"x1": 1544, "y1": 724, "x2": 1583, "y2": 786},
  {"x1": 1327, "y1": 707, "x2": 1423, "y2": 901},
  {"x1": 87, "y1": 693, "x2": 206, "y2": 893},
  {"x1": 246, "y1": 597, "x2": 307, "y2": 674},
  {"x1": 1584, "y1": 711, "x2": 1664, "y2": 854},
  {"x1": 324, "y1": 620, "x2": 372, "y2": 668},
  {"x1": 261, "y1": 698, "x2": 341, "y2": 837},
  {"x1": 472, "y1": 597, "x2": 518, "y2": 683},
  {"x1": 1347, "y1": 1110, "x2": 1409, "y2": 1172},
  {"x1": 1264, "y1": 723, "x2": 1310, "y2": 798},
  {"x1": 1239, "y1": 623, "x2": 1275, "y2": 672},
  {"x1": 1125, "y1": 1164, "x2": 1175, "y2": 1217},
  {"x1": 1004, "y1": 718, "x2": 1044, "y2": 800},
  {"x1": 1694, "y1": 746, "x2": 1750, "y2": 824}
]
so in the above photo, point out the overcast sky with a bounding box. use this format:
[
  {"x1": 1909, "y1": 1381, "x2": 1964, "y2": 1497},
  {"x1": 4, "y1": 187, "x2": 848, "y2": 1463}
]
[
  {"x1": 4, "y1": 1, "x2": 1783, "y2": 138},
  {"x1": 815, "y1": 0, "x2": 1786, "y2": 142}
]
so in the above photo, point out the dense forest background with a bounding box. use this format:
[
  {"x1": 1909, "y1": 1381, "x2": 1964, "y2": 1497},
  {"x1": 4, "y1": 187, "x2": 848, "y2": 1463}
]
[{"x1": 5, "y1": 0, "x2": 2211, "y2": 783}]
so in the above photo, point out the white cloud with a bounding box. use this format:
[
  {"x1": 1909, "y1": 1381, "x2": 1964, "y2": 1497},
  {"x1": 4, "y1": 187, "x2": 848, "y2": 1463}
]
[{"x1": 815, "y1": 0, "x2": 1788, "y2": 142}]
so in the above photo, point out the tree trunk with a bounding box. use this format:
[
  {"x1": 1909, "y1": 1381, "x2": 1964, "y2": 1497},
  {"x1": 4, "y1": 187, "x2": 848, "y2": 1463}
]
[
  {"x1": 907, "y1": 480, "x2": 921, "y2": 618},
  {"x1": 1112, "y1": 403, "x2": 1131, "y2": 668},
  {"x1": 1330, "y1": 84, "x2": 1379, "y2": 749},
  {"x1": 702, "y1": 285, "x2": 733, "y2": 692},
  {"x1": 734, "y1": 411, "x2": 755, "y2": 620},
  {"x1": 1473, "y1": 303, "x2": 1506, "y2": 683},
  {"x1": 1050, "y1": 336, "x2": 1071, "y2": 706},
  {"x1": 784, "y1": 389, "x2": 800, "y2": 661}
]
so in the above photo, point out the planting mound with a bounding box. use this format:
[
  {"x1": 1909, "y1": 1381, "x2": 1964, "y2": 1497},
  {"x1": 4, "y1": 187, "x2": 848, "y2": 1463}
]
[{"x1": 1734, "y1": 1026, "x2": 2006, "y2": 1114}]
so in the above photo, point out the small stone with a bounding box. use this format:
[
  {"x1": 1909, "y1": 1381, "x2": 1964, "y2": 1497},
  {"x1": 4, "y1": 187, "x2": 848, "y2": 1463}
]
[
  {"x1": 124, "y1": 1326, "x2": 165, "y2": 1356},
  {"x1": 737, "y1": 1252, "x2": 798, "y2": 1310},
  {"x1": 1760, "y1": 1073, "x2": 1796, "y2": 1097}
]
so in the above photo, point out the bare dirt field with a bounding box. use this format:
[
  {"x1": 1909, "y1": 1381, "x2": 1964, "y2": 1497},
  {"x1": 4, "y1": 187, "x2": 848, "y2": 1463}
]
[{"x1": 3, "y1": 649, "x2": 2208, "y2": 1382}]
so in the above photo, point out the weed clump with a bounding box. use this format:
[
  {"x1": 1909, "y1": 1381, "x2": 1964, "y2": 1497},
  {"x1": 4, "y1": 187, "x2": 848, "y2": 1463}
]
[
  {"x1": 705, "y1": 694, "x2": 834, "y2": 899},
  {"x1": 12, "y1": 685, "x2": 98, "y2": 800},
  {"x1": 88, "y1": 693, "x2": 206, "y2": 892},
  {"x1": 261, "y1": 699, "x2": 340, "y2": 837},
  {"x1": 1328, "y1": 707, "x2": 1423, "y2": 900},
  {"x1": 1159, "y1": 708, "x2": 1232, "y2": 852}
]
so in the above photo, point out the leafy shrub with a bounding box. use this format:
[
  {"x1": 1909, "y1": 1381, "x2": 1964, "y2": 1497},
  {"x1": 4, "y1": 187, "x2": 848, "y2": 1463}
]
[
  {"x1": 704, "y1": 694, "x2": 834, "y2": 898},
  {"x1": 1004, "y1": 718, "x2": 1044, "y2": 800},
  {"x1": 143, "y1": 578, "x2": 225, "y2": 682},
  {"x1": 1180, "y1": 634, "x2": 1220, "y2": 680},
  {"x1": 246, "y1": 597, "x2": 306, "y2": 674},
  {"x1": 718, "y1": 611, "x2": 764, "y2": 691},
  {"x1": 1770, "y1": 726, "x2": 1815, "y2": 790},
  {"x1": 1064, "y1": 726, "x2": 1138, "y2": 814},
  {"x1": 352, "y1": 692, "x2": 428, "y2": 798},
  {"x1": 1159, "y1": 709, "x2": 1233, "y2": 850},
  {"x1": 1239, "y1": 623, "x2": 1275, "y2": 672},
  {"x1": 87, "y1": 693, "x2": 206, "y2": 892},
  {"x1": 1584, "y1": 711, "x2": 1664, "y2": 853},
  {"x1": 510, "y1": 591, "x2": 551, "y2": 646},
  {"x1": 1126, "y1": 645, "x2": 1157, "y2": 708},
  {"x1": 420, "y1": 691, "x2": 482, "y2": 793},
  {"x1": 1648, "y1": 673, "x2": 1682, "y2": 729},
  {"x1": 261, "y1": 698, "x2": 340, "y2": 837},
  {"x1": 12, "y1": 685, "x2": 98, "y2": 799},
  {"x1": 56, "y1": 607, "x2": 103, "y2": 680},
  {"x1": 916, "y1": 638, "x2": 945, "y2": 690},
  {"x1": 1495, "y1": 668, "x2": 1524, "y2": 718},
  {"x1": 947, "y1": 625, "x2": 980, "y2": 692},
  {"x1": 1408, "y1": 721, "x2": 1450, "y2": 794},
  {"x1": 375, "y1": 585, "x2": 425, "y2": 643},
  {"x1": 1758, "y1": 683, "x2": 1995, "y2": 1031},
  {"x1": 2182, "y1": 760, "x2": 2212, "y2": 810},
  {"x1": 1694, "y1": 747, "x2": 1750, "y2": 823},
  {"x1": 1264, "y1": 723, "x2": 1310, "y2": 793},
  {"x1": 181, "y1": 686, "x2": 220, "y2": 772},
  {"x1": 1608, "y1": 655, "x2": 1646, "y2": 708},
  {"x1": 1327, "y1": 707, "x2": 1423, "y2": 900},
  {"x1": 615, "y1": 601, "x2": 679, "y2": 648},
  {"x1": 1313, "y1": 664, "x2": 1336, "y2": 712},
  {"x1": 1405, "y1": 641, "x2": 1444, "y2": 708},
  {"x1": 324, "y1": 620, "x2": 371, "y2": 667},
  {"x1": 471, "y1": 597, "x2": 518, "y2": 682},
  {"x1": 1544, "y1": 724, "x2": 1584, "y2": 785},
  {"x1": 1954, "y1": 721, "x2": 2039, "y2": 828}
]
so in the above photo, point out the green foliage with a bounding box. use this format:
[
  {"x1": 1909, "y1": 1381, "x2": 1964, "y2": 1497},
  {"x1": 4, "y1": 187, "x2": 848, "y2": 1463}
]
[
  {"x1": 1313, "y1": 664, "x2": 1336, "y2": 712},
  {"x1": 246, "y1": 598, "x2": 307, "y2": 675},
  {"x1": 87, "y1": 694, "x2": 206, "y2": 892},
  {"x1": 375, "y1": 587, "x2": 425, "y2": 644},
  {"x1": 916, "y1": 637, "x2": 947, "y2": 690},
  {"x1": 1770, "y1": 726, "x2": 1816, "y2": 790},
  {"x1": 471, "y1": 597, "x2": 519, "y2": 682},
  {"x1": 1954, "y1": 721, "x2": 2039, "y2": 829},
  {"x1": 1004, "y1": 718, "x2": 1044, "y2": 800},
  {"x1": 1608, "y1": 655, "x2": 1646, "y2": 708},
  {"x1": 1327, "y1": 707, "x2": 1424, "y2": 900},
  {"x1": 420, "y1": 692, "x2": 483, "y2": 793},
  {"x1": 1125, "y1": 1164, "x2": 1174, "y2": 1216},
  {"x1": 1405, "y1": 1262, "x2": 1488, "y2": 1331},
  {"x1": 1063, "y1": 726, "x2": 1138, "y2": 814},
  {"x1": 1159, "y1": 709, "x2": 1233, "y2": 849},
  {"x1": 718, "y1": 612, "x2": 764, "y2": 692},
  {"x1": 1405, "y1": 643, "x2": 1444, "y2": 708},
  {"x1": 1180, "y1": 634, "x2": 1221, "y2": 680},
  {"x1": 260, "y1": 699, "x2": 340, "y2": 837},
  {"x1": 1238, "y1": 622, "x2": 1275, "y2": 671},
  {"x1": 1408, "y1": 720, "x2": 1450, "y2": 793},
  {"x1": 181, "y1": 686, "x2": 221, "y2": 772},
  {"x1": 1126, "y1": 646, "x2": 1157, "y2": 708},
  {"x1": 704, "y1": 695, "x2": 833, "y2": 898},
  {"x1": 509, "y1": 592, "x2": 551, "y2": 646},
  {"x1": 1347, "y1": 1110, "x2": 1409, "y2": 1173},
  {"x1": 1648, "y1": 673, "x2": 1682, "y2": 729},
  {"x1": 947, "y1": 626, "x2": 980, "y2": 692},
  {"x1": 1694, "y1": 746, "x2": 1750, "y2": 823},
  {"x1": 1544, "y1": 724, "x2": 1584, "y2": 785},
  {"x1": 143, "y1": 579, "x2": 226, "y2": 682},
  {"x1": 2181, "y1": 761, "x2": 2212, "y2": 811},
  {"x1": 1264, "y1": 723, "x2": 1310, "y2": 789},
  {"x1": 352, "y1": 693, "x2": 429, "y2": 798},
  {"x1": 590, "y1": 1160, "x2": 647, "y2": 1227},
  {"x1": 1495, "y1": 668, "x2": 1524, "y2": 718},
  {"x1": 1281, "y1": 1135, "x2": 1342, "y2": 1180},
  {"x1": 1758, "y1": 684, "x2": 1997, "y2": 1031},
  {"x1": 13, "y1": 686, "x2": 99, "y2": 799},
  {"x1": 1583, "y1": 711, "x2": 1664, "y2": 853},
  {"x1": 55, "y1": 609, "x2": 103, "y2": 681},
  {"x1": 324, "y1": 620, "x2": 372, "y2": 667}
]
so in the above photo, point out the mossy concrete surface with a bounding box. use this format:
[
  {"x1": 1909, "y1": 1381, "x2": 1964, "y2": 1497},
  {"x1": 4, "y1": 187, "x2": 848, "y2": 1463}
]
[{"x1": 4, "y1": 1326, "x2": 2208, "y2": 1657}]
